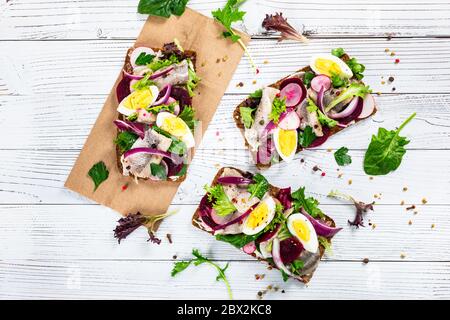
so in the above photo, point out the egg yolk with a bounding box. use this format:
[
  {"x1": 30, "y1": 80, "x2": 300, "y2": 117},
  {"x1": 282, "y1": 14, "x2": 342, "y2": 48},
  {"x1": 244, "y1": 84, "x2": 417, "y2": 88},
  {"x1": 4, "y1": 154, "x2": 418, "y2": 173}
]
[
  {"x1": 161, "y1": 117, "x2": 188, "y2": 137},
  {"x1": 292, "y1": 220, "x2": 311, "y2": 242},
  {"x1": 314, "y1": 58, "x2": 342, "y2": 77},
  {"x1": 246, "y1": 202, "x2": 269, "y2": 229},
  {"x1": 278, "y1": 129, "x2": 297, "y2": 157},
  {"x1": 123, "y1": 88, "x2": 154, "y2": 111}
]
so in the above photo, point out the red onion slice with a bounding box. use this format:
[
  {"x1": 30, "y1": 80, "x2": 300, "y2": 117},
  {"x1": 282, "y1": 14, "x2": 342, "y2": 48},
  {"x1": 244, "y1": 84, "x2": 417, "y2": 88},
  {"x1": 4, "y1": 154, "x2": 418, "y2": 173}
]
[
  {"x1": 217, "y1": 176, "x2": 253, "y2": 185},
  {"x1": 149, "y1": 67, "x2": 174, "y2": 80},
  {"x1": 301, "y1": 208, "x2": 342, "y2": 238},
  {"x1": 257, "y1": 224, "x2": 281, "y2": 244},
  {"x1": 153, "y1": 84, "x2": 172, "y2": 106},
  {"x1": 328, "y1": 96, "x2": 359, "y2": 119},
  {"x1": 123, "y1": 69, "x2": 144, "y2": 81},
  {"x1": 113, "y1": 120, "x2": 145, "y2": 139},
  {"x1": 123, "y1": 147, "x2": 183, "y2": 165}
]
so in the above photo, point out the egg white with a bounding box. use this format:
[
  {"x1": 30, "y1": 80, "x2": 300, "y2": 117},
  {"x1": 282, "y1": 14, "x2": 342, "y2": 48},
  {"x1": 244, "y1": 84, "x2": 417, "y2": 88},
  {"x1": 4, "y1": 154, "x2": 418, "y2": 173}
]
[
  {"x1": 309, "y1": 54, "x2": 353, "y2": 78},
  {"x1": 287, "y1": 213, "x2": 318, "y2": 253},
  {"x1": 117, "y1": 85, "x2": 159, "y2": 116},
  {"x1": 242, "y1": 196, "x2": 276, "y2": 236},
  {"x1": 156, "y1": 112, "x2": 195, "y2": 148},
  {"x1": 273, "y1": 127, "x2": 297, "y2": 162}
]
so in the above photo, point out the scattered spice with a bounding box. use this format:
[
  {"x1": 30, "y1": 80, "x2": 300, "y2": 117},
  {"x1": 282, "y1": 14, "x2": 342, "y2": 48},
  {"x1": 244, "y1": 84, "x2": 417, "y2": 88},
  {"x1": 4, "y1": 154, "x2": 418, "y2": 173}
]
[
  {"x1": 218, "y1": 72, "x2": 222, "y2": 77},
  {"x1": 395, "y1": 58, "x2": 400, "y2": 64},
  {"x1": 400, "y1": 253, "x2": 406, "y2": 259},
  {"x1": 421, "y1": 198, "x2": 428, "y2": 204},
  {"x1": 312, "y1": 165, "x2": 321, "y2": 172},
  {"x1": 388, "y1": 76, "x2": 395, "y2": 83},
  {"x1": 392, "y1": 87, "x2": 396, "y2": 92},
  {"x1": 236, "y1": 81, "x2": 244, "y2": 87},
  {"x1": 431, "y1": 223, "x2": 435, "y2": 229},
  {"x1": 413, "y1": 211, "x2": 418, "y2": 215},
  {"x1": 408, "y1": 220, "x2": 412, "y2": 225},
  {"x1": 369, "y1": 176, "x2": 374, "y2": 180},
  {"x1": 384, "y1": 48, "x2": 390, "y2": 52},
  {"x1": 166, "y1": 233, "x2": 173, "y2": 244},
  {"x1": 321, "y1": 172, "x2": 326, "y2": 177},
  {"x1": 216, "y1": 58, "x2": 221, "y2": 63},
  {"x1": 263, "y1": 60, "x2": 269, "y2": 64},
  {"x1": 406, "y1": 205, "x2": 416, "y2": 211},
  {"x1": 300, "y1": 158, "x2": 305, "y2": 163},
  {"x1": 252, "y1": 80, "x2": 257, "y2": 85},
  {"x1": 222, "y1": 55, "x2": 229, "y2": 62},
  {"x1": 362, "y1": 258, "x2": 370, "y2": 264},
  {"x1": 256, "y1": 68, "x2": 260, "y2": 74},
  {"x1": 255, "y1": 274, "x2": 266, "y2": 280},
  {"x1": 371, "y1": 223, "x2": 377, "y2": 229},
  {"x1": 338, "y1": 173, "x2": 343, "y2": 178},
  {"x1": 400, "y1": 200, "x2": 405, "y2": 205},
  {"x1": 403, "y1": 187, "x2": 408, "y2": 192},
  {"x1": 173, "y1": 255, "x2": 177, "y2": 259},
  {"x1": 121, "y1": 184, "x2": 129, "y2": 191},
  {"x1": 201, "y1": 62, "x2": 206, "y2": 67},
  {"x1": 390, "y1": 52, "x2": 396, "y2": 56},
  {"x1": 348, "y1": 179, "x2": 353, "y2": 185},
  {"x1": 381, "y1": 80, "x2": 386, "y2": 85}
]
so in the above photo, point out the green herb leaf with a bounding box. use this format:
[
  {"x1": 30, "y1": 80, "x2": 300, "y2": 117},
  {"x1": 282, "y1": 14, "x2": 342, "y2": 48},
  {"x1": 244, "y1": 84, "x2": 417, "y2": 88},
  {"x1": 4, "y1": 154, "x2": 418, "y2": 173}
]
[
  {"x1": 147, "y1": 55, "x2": 179, "y2": 72},
  {"x1": 318, "y1": 236, "x2": 333, "y2": 255},
  {"x1": 330, "y1": 73, "x2": 348, "y2": 88},
  {"x1": 204, "y1": 184, "x2": 236, "y2": 216},
  {"x1": 247, "y1": 173, "x2": 269, "y2": 200},
  {"x1": 132, "y1": 74, "x2": 156, "y2": 90},
  {"x1": 178, "y1": 105, "x2": 196, "y2": 131},
  {"x1": 175, "y1": 164, "x2": 188, "y2": 177},
  {"x1": 171, "y1": 248, "x2": 233, "y2": 299},
  {"x1": 239, "y1": 106, "x2": 255, "y2": 128},
  {"x1": 307, "y1": 98, "x2": 337, "y2": 128},
  {"x1": 135, "y1": 52, "x2": 155, "y2": 66},
  {"x1": 334, "y1": 147, "x2": 352, "y2": 166},
  {"x1": 137, "y1": 0, "x2": 189, "y2": 18},
  {"x1": 88, "y1": 161, "x2": 109, "y2": 191},
  {"x1": 346, "y1": 57, "x2": 366, "y2": 80},
  {"x1": 331, "y1": 47, "x2": 345, "y2": 58},
  {"x1": 269, "y1": 96, "x2": 286, "y2": 124},
  {"x1": 291, "y1": 259, "x2": 304, "y2": 275},
  {"x1": 150, "y1": 163, "x2": 167, "y2": 180},
  {"x1": 363, "y1": 113, "x2": 416, "y2": 175},
  {"x1": 291, "y1": 186, "x2": 324, "y2": 218},
  {"x1": 325, "y1": 83, "x2": 371, "y2": 112},
  {"x1": 187, "y1": 60, "x2": 200, "y2": 97},
  {"x1": 298, "y1": 126, "x2": 317, "y2": 148},
  {"x1": 249, "y1": 89, "x2": 263, "y2": 99},
  {"x1": 215, "y1": 233, "x2": 260, "y2": 249},
  {"x1": 303, "y1": 71, "x2": 315, "y2": 88},
  {"x1": 280, "y1": 269, "x2": 289, "y2": 282},
  {"x1": 263, "y1": 203, "x2": 286, "y2": 233},
  {"x1": 146, "y1": 102, "x2": 175, "y2": 115},
  {"x1": 114, "y1": 131, "x2": 138, "y2": 153}
]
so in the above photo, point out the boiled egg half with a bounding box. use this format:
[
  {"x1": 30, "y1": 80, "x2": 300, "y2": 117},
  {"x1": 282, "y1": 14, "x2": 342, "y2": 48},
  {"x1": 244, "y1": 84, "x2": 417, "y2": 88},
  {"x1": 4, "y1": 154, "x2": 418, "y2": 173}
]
[
  {"x1": 156, "y1": 112, "x2": 195, "y2": 148},
  {"x1": 287, "y1": 213, "x2": 318, "y2": 253},
  {"x1": 273, "y1": 127, "x2": 297, "y2": 162},
  {"x1": 310, "y1": 54, "x2": 353, "y2": 79},
  {"x1": 117, "y1": 86, "x2": 159, "y2": 116},
  {"x1": 242, "y1": 196, "x2": 276, "y2": 235}
]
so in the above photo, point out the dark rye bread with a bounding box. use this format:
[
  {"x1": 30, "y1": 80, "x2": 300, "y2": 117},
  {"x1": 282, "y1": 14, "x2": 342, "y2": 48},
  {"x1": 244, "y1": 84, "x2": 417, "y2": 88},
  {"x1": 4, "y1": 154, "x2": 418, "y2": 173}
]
[
  {"x1": 233, "y1": 54, "x2": 377, "y2": 169},
  {"x1": 115, "y1": 46, "x2": 197, "y2": 183},
  {"x1": 191, "y1": 166, "x2": 337, "y2": 283}
]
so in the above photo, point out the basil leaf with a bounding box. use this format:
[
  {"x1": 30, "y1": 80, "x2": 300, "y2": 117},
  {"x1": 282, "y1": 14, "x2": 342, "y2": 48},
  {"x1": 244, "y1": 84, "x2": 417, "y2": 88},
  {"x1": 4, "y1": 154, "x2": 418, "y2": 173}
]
[
  {"x1": 151, "y1": 163, "x2": 167, "y2": 180},
  {"x1": 88, "y1": 161, "x2": 109, "y2": 191},
  {"x1": 334, "y1": 147, "x2": 352, "y2": 166},
  {"x1": 364, "y1": 113, "x2": 416, "y2": 175},
  {"x1": 137, "y1": 0, "x2": 189, "y2": 18},
  {"x1": 298, "y1": 126, "x2": 316, "y2": 148}
]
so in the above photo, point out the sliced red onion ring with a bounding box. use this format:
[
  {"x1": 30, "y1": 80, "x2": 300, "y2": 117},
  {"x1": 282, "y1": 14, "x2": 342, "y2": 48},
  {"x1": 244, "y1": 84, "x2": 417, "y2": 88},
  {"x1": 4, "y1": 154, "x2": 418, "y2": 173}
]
[
  {"x1": 153, "y1": 84, "x2": 172, "y2": 106},
  {"x1": 328, "y1": 96, "x2": 359, "y2": 119},
  {"x1": 217, "y1": 176, "x2": 253, "y2": 185},
  {"x1": 257, "y1": 224, "x2": 281, "y2": 244},
  {"x1": 113, "y1": 120, "x2": 145, "y2": 139},
  {"x1": 280, "y1": 83, "x2": 303, "y2": 107},
  {"x1": 123, "y1": 69, "x2": 144, "y2": 81},
  {"x1": 243, "y1": 242, "x2": 257, "y2": 254},
  {"x1": 272, "y1": 238, "x2": 303, "y2": 281},
  {"x1": 123, "y1": 147, "x2": 183, "y2": 165},
  {"x1": 149, "y1": 67, "x2": 174, "y2": 80},
  {"x1": 359, "y1": 94, "x2": 376, "y2": 119},
  {"x1": 336, "y1": 97, "x2": 363, "y2": 124},
  {"x1": 301, "y1": 208, "x2": 342, "y2": 238}
]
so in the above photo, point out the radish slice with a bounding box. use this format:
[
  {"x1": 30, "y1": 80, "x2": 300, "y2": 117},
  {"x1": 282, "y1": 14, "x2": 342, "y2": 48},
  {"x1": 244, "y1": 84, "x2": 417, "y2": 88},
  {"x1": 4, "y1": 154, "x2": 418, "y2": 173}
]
[
  {"x1": 278, "y1": 111, "x2": 300, "y2": 130},
  {"x1": 243, "y1": 242, "x2": 256, "y2": 254},
  {"x1": 130, "y1": 47, "x2": 155, "y2": 68},
  {"x1": 311, "y1": 75, "x2": 331, "y2": 93},
  {"x1": 280, "y1": 83, "x2": 303, "y2": 107},
  {"x1": 358, "y1": 94, "x2": 376, "y2": 119}
]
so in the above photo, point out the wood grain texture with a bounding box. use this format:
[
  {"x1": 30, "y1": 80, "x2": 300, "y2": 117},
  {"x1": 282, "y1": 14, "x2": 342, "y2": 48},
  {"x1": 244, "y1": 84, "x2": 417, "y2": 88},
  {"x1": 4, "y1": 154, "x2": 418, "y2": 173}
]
[
  {"x1": 0, "y1": 204, "x2": 446, "y2": 261},
  {"x1": 0, "y1": 259, "x2": 449, "y2": 299},
  {"x1": 1, "y1": 38, "x2": 450, "y2": 96},
  {"x1": 2, "y1": 0, "x2": 450, "y2": 39}
]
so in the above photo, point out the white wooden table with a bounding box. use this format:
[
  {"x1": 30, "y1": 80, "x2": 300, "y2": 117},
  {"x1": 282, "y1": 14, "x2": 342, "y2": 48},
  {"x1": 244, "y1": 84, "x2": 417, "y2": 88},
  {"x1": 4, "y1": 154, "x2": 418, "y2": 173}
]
[{"x1": 1, "y1": 0, "x2": 450, "y2": 299}]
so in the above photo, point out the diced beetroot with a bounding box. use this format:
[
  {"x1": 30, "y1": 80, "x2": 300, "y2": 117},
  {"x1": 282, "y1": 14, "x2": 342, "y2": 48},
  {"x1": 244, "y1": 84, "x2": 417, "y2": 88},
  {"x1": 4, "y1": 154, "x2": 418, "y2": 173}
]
[
  {"x1": 280, "y1": 237, "x2": 303, "y2": 264},
  {"x1": 276, "y1": 187, "x2": 292, "y2": 209}
]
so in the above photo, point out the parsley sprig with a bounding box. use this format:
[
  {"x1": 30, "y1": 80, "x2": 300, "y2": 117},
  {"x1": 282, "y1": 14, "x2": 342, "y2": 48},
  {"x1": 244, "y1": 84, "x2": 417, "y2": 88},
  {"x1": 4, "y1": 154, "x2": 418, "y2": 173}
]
[
  {"x1": 172, "y1": 249, "x2": 233, "y2": 299},
  {"x1": 212, "y1": 0, "x2": 257, "y2": 73}
]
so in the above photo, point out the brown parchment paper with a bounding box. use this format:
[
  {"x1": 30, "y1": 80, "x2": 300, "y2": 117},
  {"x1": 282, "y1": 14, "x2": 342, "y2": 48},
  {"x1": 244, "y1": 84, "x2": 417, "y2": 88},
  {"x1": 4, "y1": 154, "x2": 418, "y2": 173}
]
[{"x1": 65, "y1": 8, "x2": 250, "y2": 218}]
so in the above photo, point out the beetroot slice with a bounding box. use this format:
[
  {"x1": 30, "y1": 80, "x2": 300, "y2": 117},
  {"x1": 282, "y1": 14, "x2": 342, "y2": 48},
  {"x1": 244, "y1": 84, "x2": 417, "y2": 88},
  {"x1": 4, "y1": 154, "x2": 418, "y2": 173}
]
[
  {"x1": 277, "y1": 187, "x2": 293, "y2": 209},
  {"x1": 307, "y1": 126, "x2": 331, "y2": 148},
  {"x1": 280, "y1": 237, "x2": 303, "y2": 264},
  {"x1": 116, "y1": 76, "x2": 131, "y2": 103}
]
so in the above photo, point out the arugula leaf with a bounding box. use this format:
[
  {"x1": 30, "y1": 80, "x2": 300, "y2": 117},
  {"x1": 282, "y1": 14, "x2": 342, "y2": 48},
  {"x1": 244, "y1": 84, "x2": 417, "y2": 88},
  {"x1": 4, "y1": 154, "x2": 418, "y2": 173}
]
[
  {"x1": 114, "y1": 131, "x2": 138, "y2": 153},
  {"x1": 263, "y1": 203, "x2": 286, "y2": 233},
  {"x1": 239, "y1": 106, "x2": 255, "y2": 128},
  {"x1": 298, "y1": 126, "x2": 316, "y2": 148},
  {"x1": 137, "y1": 0, "x2": 189, "y2": 18},
  {"x1": 151, "y1": 163, "x2": 167, "y2": 180},
  {"x1": 346, "y1": 57, "x2": 366, "y2": 80},
  {"x1": 303, "y1": 71, "x2": 315, "y2": 88},
  {"x1": 306, "y1": 98, "x2": 337, "y2": 128},
  {"x1": 334, "y1": 147, "x2": 352, "y2": 166},
  {"x1": 249, "y1": 88, "x2": 263, "y2": 99},
  {"x1": 269, "y1": 96, "x2": 286, "y2": 124},
  {"x1": 212, "y1": 0, "x2": 257, "y2": 73},
  {"x1": 135, "y1": 52, "x2": 155, "y2": 66},
  {"x1": 363, "y1": 113, "x2": 416, "y2": 175},
  {"x1": 178, "y1": 106, "x2": 196, "y2": 131},
  {"x1": 171, "y1": 248, "x2": 233, "y2": 299},
  {"x1": 145, "y1": 102, "x2": 175, "y2": 114},
  {"x1": 247, "y1": 173, "x2": 269, "y2": 200},
  {"x1": 187, "y1": 60, "x2": 200, "y2": 97},
  {"x1": 331, "y1": 47, "x2": 345, "y2": 58},
  {"x1": 215, "y1": 233, "x2": 260, "y2": 249},
  {"x1": 291, "y1": 186, "x2": 324, "y2": 218},
  {"x1": 204, "y1": 184, "x2": 236, "y2": 216},
  {"x1": 325, "y1": 83, "x2": 371, "y2": 112},
  {"x1": 88, "y1": 161, "x2": 109, "y2": 191}
]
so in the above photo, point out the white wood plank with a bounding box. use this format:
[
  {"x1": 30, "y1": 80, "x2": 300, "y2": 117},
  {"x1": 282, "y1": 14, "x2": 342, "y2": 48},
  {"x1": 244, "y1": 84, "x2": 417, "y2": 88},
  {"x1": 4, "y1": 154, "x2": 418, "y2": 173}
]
[
  {"x1": 0, "y1": 204, "x2": 446, "y2": 261},
  {"x1": 1, "y1": 38, "x2": 450, "y2": 96},
  {"x1": 0, "y1": 149, "x2": 444, "y2": 205},
  {"x1": 2, "y1": 0, "x2": 450, "y2": 39},
  {"x1": 0, "y1": 93, "x2": 448, "y2": 150},
  {"x1": 0, "y1": 259, "x2": 448, "y2": 299}
]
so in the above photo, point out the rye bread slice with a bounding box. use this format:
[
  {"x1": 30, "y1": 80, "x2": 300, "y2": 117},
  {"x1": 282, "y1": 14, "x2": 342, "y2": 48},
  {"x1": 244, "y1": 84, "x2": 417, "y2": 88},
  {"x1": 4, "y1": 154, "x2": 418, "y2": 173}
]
[
  {"x1": 191, "y1": 166, "x2": 337, "y2": 283},
  {"x1": 233, "y1": 54, "x2": 377, "y2": 169},
  {"x1": 115, "y1": 46, "x2": 197, "y2": 183}
]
